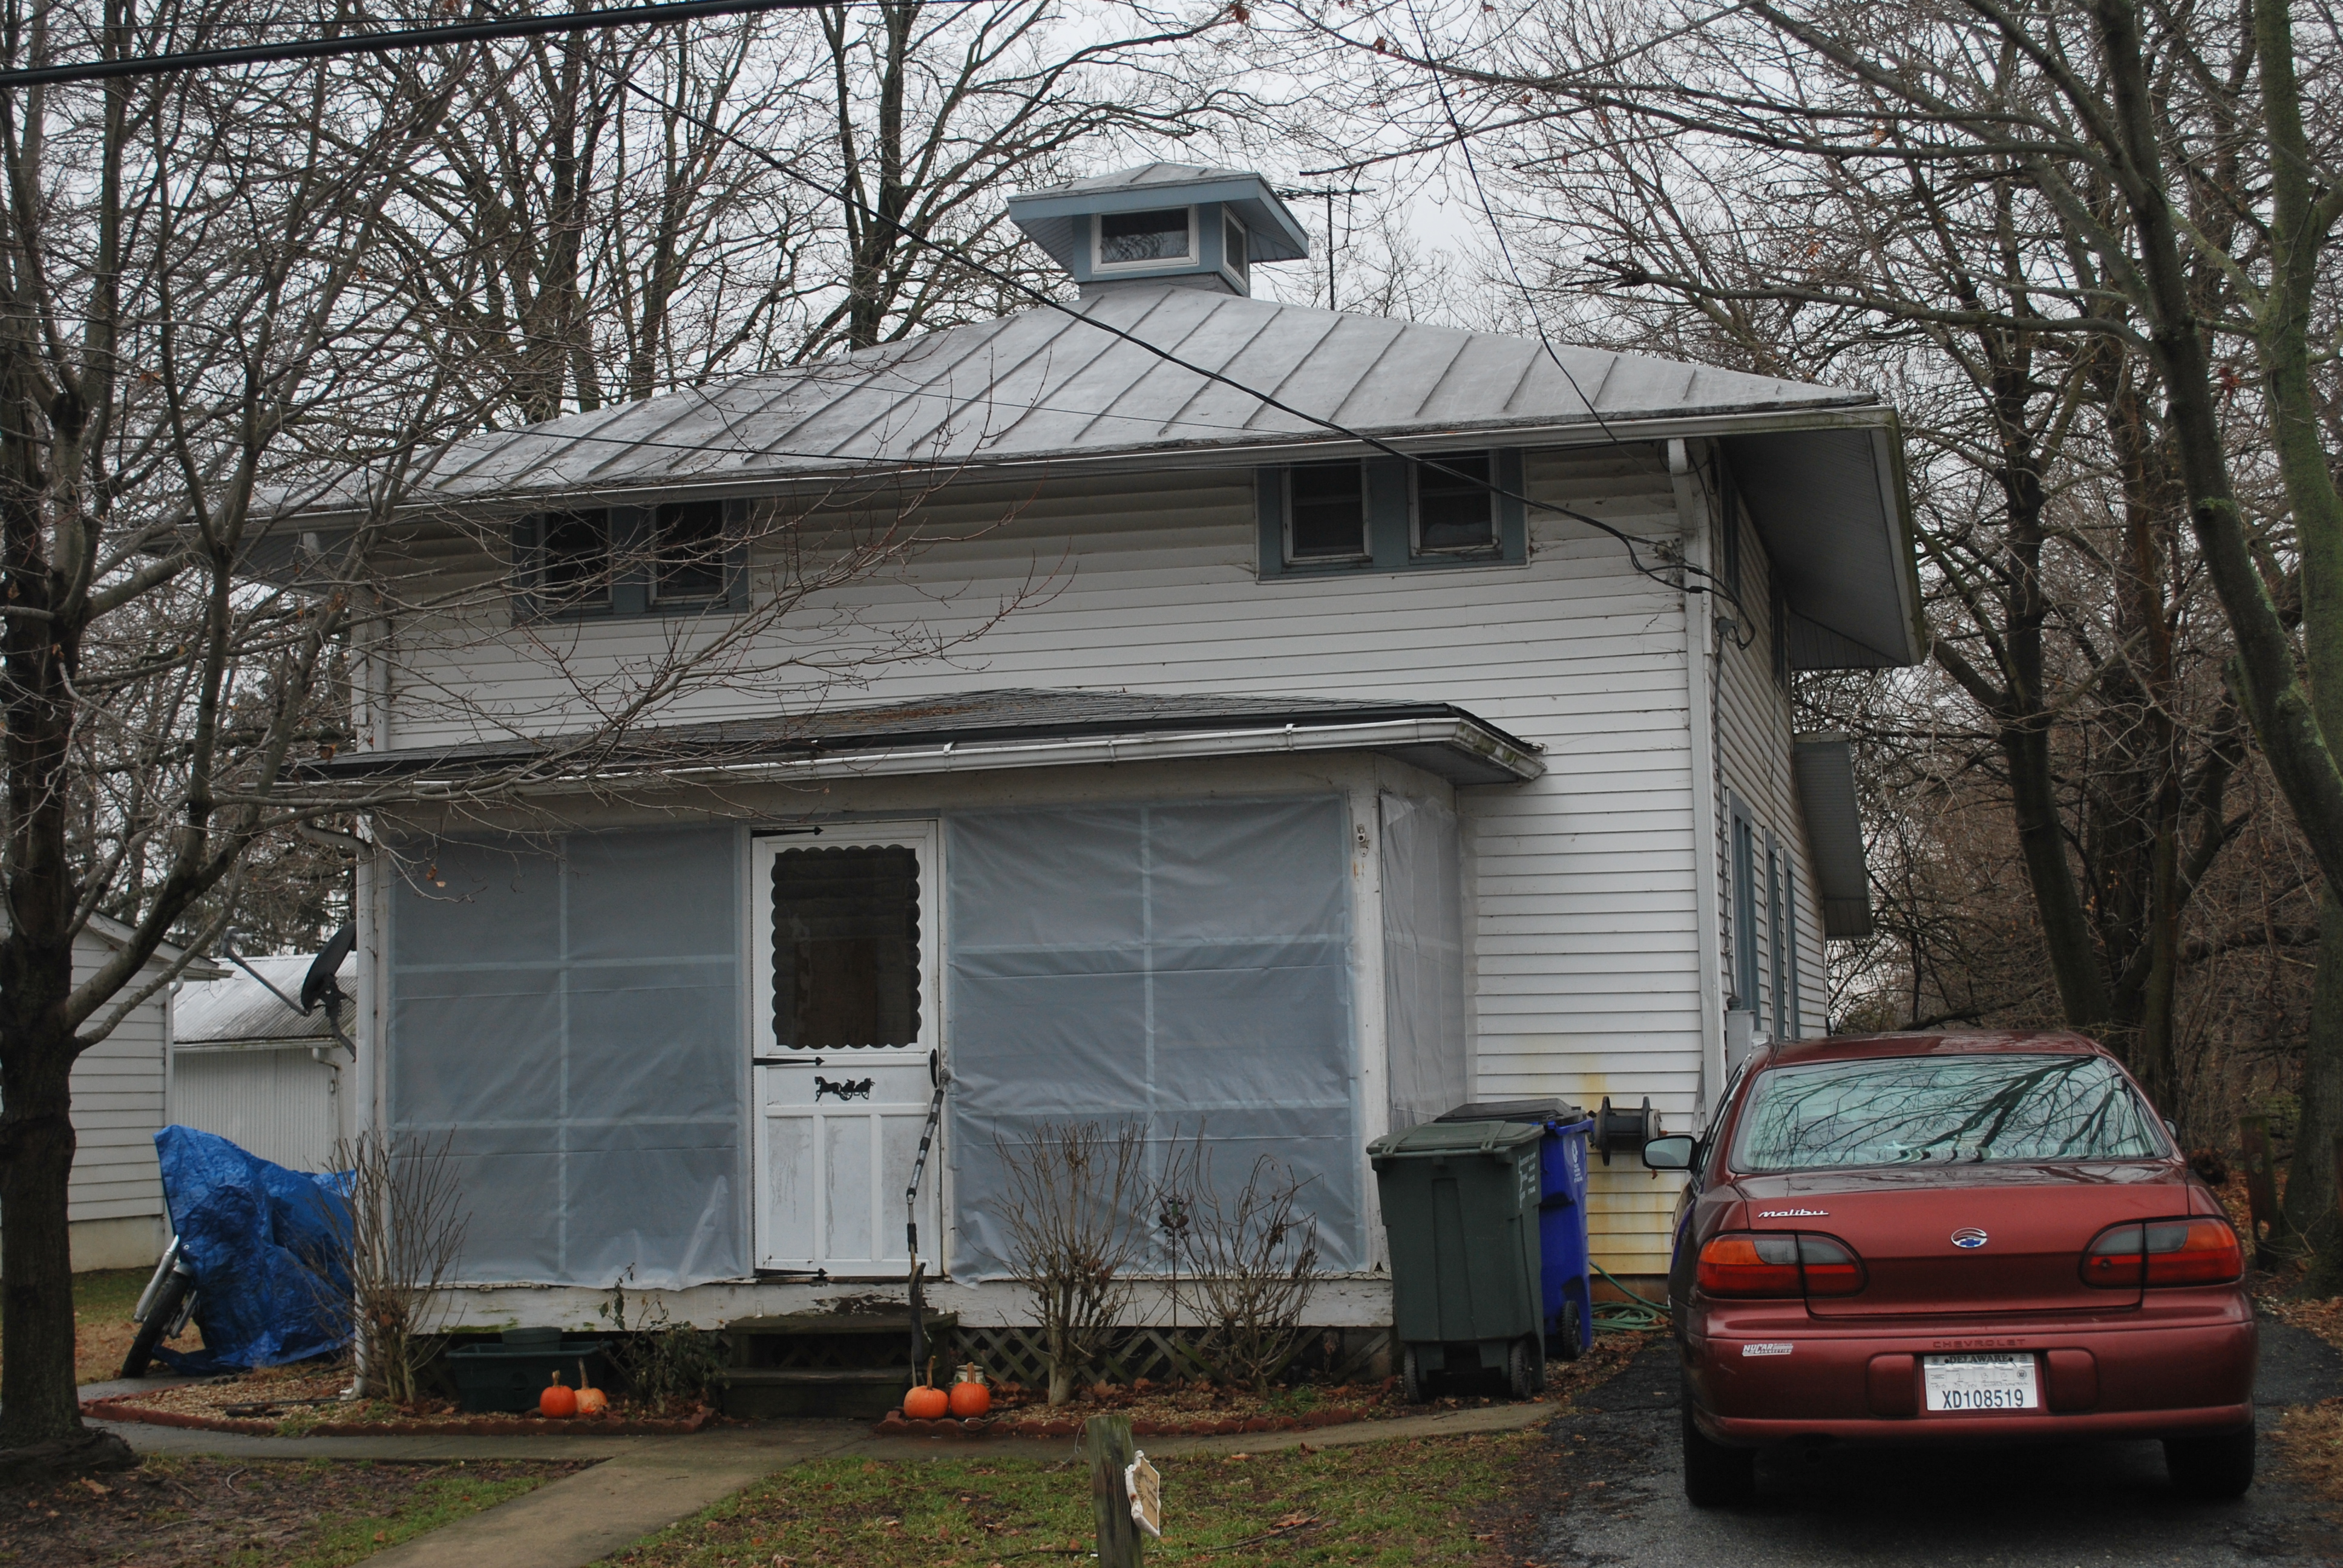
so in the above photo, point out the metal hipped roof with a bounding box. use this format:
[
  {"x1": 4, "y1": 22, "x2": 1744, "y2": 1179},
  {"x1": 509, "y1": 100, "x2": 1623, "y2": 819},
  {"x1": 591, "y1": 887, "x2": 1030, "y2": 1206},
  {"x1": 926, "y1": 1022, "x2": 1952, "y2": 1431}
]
[
  {"x1": 1792, "y1": 732, "x2": 1874, "y2": 939},
  {"x1": 306, "y1": 688, "x2": 1545, "y2": 789},
  {"x1": 263, "y1": 281, "x2": 1922, "y2": 671},
  {"x1": 279, "y1": 284, "x2": 1875, "y2": 515},
  {"x1": 174, "y1": 954, "x2": 353, "y2": 1047}
]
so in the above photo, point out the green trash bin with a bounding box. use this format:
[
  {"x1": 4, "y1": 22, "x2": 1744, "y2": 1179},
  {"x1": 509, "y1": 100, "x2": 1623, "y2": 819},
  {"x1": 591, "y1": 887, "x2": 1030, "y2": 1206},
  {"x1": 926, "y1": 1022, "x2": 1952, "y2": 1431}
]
[{"x1": 1368, "y1": 1117, "x2": 1548, "y2": 1402}]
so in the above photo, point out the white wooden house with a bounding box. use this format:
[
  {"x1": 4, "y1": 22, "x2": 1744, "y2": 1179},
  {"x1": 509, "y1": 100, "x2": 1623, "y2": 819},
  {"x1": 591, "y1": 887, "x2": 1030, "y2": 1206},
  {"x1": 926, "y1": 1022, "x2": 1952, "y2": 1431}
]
[{"x1": 268, "y1": 163, "x2": 1919, "y2": 1330}]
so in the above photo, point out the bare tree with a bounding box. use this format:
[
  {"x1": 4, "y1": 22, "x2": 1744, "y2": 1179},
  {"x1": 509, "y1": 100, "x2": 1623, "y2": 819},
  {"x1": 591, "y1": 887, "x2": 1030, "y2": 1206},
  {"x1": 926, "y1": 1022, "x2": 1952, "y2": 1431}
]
[
  {"x1": 304, "y1": 1132, "x2": 470, "y2": 1406},
  {"x1": 1158, "y1": 1134, "x2": 1320, "y2": 1394},
  {"x1": 994, "y1": 1121, "x2": 1149, "y2": 1406},
  {"x1": 1266, "y1": 0, "x2": 2343, "y2": 1261}
]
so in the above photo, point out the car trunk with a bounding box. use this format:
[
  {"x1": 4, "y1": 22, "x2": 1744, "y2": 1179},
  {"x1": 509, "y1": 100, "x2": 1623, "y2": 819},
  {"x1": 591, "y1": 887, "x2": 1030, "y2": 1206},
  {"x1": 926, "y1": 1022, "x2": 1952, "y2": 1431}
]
[{"x1": 1732, "y1": 1162, "x2": 2192, "y2": 1316}]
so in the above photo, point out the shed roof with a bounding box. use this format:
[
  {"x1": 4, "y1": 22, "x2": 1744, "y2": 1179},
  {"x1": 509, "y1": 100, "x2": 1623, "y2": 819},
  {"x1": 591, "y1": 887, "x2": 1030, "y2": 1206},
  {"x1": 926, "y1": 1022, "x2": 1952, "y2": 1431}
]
[
  {"x1": 174, "y1": 954, "x2": 353, "y2": 1047},
  {"x1": 307, "y1": 687, "x2": 1545, "y2": 789}
]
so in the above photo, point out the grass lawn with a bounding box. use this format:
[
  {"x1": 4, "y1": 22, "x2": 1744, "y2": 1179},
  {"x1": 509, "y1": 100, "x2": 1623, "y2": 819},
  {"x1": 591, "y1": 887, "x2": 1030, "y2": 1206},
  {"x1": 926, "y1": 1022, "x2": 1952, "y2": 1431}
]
[
  {"x1": 0, "y1": 1266, "x2": 188, "y2": 1386},
  {"x1": 0, "y1": 1455, "x2": 582, "y2": 1567},
  {"x1": 608, "y1": 1431, "x2": 1539, "y2": 1568}
]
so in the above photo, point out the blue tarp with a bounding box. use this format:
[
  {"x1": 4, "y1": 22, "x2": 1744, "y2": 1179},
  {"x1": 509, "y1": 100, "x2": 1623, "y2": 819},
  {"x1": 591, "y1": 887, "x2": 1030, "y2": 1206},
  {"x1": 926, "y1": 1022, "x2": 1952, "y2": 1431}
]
[{"x1": 152, "y1": 1125, "x2": 351, "y2": 1373}]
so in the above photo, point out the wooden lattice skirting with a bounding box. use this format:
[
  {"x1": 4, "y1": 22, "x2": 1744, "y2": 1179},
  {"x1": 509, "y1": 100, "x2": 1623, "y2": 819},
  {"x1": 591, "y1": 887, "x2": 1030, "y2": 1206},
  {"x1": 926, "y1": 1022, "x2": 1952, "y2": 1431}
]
[{"x1": 954, "y1": 1325, "x2": 1392, "y2": 1388}]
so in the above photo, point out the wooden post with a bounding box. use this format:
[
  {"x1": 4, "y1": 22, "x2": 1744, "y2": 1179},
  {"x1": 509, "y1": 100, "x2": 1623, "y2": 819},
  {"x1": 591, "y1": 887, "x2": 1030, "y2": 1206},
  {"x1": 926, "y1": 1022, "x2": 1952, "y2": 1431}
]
[
  {"x1": 1083, "y1": 1413, "x2": 1143, "y2": 1568},
  {"x1": 2240, "y1": 1115, "x2": 2278, "y2": 1270}
]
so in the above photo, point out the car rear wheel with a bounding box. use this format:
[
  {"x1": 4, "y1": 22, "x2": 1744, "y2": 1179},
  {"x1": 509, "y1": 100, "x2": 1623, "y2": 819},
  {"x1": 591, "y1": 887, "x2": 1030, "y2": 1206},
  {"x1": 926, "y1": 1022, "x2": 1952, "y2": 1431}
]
[
  {"x1": 1680, "y1": 1388, "x2": 1755, "y2": 1507},
  {"x1": 2164, "y1": 1425, "x2": 2255, "y2": 1500}
]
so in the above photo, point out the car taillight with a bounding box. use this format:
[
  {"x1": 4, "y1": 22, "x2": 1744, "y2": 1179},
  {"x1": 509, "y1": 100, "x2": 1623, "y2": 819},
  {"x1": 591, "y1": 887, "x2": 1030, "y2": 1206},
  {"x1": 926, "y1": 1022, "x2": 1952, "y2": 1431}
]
[
  {"x1": 2081, "y1": 1218, "x2": 2242, "y2": 1288},
  {"x1": 1797, "y1": 1233, "x2": 1866, "y2": 1296},
  {"x1": 1697, "y1": 1232, "x2": 1866, "y2": 1297}
]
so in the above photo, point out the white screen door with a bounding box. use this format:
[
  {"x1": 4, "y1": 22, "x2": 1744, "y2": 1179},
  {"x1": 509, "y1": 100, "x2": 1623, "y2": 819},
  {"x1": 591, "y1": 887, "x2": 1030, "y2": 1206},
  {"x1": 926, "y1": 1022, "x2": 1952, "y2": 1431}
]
[{"x1": 750, "y1": 823, "x2": 941, "y2": 1276}]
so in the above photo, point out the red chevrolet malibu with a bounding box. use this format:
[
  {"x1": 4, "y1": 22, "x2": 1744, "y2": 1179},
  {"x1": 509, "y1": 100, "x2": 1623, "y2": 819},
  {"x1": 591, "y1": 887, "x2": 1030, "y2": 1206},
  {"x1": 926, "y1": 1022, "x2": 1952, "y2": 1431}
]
[{"x1": 1644, "y1": 1031, "x2": 2255, "y2": 1506}]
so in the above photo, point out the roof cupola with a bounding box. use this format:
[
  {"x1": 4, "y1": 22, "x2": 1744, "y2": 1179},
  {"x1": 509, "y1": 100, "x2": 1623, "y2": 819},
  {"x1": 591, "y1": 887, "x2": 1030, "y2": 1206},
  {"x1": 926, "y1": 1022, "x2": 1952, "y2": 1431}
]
[{"x1": 1006, "y1": 163, "x2": 1309, "y2": 299}]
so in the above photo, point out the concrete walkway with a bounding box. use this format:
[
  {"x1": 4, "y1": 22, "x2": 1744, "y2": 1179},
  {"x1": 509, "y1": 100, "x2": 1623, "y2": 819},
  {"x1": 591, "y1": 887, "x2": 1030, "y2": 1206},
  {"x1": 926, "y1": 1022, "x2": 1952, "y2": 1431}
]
[{"x1": 84, "y1": 1396, "x2": 1558, "y2": 1567}]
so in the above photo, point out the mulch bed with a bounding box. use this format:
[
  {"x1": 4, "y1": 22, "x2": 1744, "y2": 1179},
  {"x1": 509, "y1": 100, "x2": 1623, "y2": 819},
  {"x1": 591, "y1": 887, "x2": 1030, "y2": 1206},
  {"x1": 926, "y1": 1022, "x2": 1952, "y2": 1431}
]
[
  {"x1": 0, "y1": 1454, "x2": 585, "y2": 1567},
  {"x1": 875, "y1": 1403, "x2": 1375, "y2": 1440},
  {"x1": 85, "y1": 1393, "x2": 713, "y2": 1438},
  {"x1": 85, "y1": 1364, "x2": 713, "y2": 1438},
  {"x1": 873, "y1": 1331, "x2": 1657, "y2": 1440}
]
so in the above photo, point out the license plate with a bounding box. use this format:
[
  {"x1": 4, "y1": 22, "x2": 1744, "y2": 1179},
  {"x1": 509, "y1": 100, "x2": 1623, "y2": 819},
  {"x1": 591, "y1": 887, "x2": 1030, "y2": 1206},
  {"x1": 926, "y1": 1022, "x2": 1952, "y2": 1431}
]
[{"x1": 1923, "y1": 1352, "x2": 2038, "y2": 1412}]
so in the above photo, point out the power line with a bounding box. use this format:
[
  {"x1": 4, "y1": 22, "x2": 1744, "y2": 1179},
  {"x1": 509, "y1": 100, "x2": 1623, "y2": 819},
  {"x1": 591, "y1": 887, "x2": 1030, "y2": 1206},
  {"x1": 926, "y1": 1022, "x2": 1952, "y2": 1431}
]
[
  {"x1": 580, "y1": 63, "x2": 1717, "y2": 606},
  {"x1": 59, "y1": 0, "x2": 1752, "y2": 613},
  {"x1": 0, "y1": 0, "x2": 865, "y2": 90}
]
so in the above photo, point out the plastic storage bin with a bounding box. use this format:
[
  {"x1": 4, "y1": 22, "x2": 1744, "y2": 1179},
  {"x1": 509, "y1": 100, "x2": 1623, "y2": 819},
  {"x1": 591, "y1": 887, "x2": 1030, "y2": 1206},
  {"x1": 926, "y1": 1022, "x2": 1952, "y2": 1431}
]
[
  {"x1": 1368, "y1": 1117, "x2": 1549, "y2": 1400},
  {"x1": 1434, "y1": 1098, "x2": 1595, "y2": 1359},
  {"x1": 447, "y1": 1327, "x2": 613, "y2": 1413}
]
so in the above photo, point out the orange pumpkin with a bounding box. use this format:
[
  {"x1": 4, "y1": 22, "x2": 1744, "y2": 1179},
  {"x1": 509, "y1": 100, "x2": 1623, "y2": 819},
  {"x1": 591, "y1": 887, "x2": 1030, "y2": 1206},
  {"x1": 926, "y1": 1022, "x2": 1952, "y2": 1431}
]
[
  {"x1": 948, "y1": 1369, "x2": 991, "y2": 1420},
  {"x1": 903, "y1": 1383, "x2": 950, "y2": 1420},
  {"x1": 540, "y1": 1371, "x2": 578, "y2": 1419},
  {"x1": 574, "y1": 1361, "x2": 609, "y2": 1418}
]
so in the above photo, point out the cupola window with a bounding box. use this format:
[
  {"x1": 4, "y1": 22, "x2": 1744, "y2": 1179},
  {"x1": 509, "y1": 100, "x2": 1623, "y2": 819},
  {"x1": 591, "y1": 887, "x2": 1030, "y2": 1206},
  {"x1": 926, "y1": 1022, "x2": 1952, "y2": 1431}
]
[{"x1": 1096, "y1": 207, "x2": 1192, "y2": 267}]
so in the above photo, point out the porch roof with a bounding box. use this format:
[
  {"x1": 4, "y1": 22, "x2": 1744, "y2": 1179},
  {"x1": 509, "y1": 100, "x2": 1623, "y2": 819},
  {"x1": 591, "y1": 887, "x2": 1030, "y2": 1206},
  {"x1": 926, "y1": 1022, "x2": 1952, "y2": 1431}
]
[{"x1": 312, "y1": 688, "x2": 1546, "y2": 789}]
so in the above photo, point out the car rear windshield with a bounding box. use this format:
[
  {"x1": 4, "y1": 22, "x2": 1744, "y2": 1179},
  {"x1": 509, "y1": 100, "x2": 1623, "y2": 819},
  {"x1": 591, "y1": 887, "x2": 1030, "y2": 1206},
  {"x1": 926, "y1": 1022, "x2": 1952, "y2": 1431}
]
[{"x1": 1729, "y1": 1053, "x2": 2166, "y2": 1173}]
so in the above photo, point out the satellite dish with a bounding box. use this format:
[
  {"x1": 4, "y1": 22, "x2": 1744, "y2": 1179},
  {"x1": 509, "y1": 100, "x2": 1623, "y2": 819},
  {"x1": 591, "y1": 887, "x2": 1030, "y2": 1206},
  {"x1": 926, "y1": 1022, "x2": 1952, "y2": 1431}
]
[{"x1": 300, "y1": 923, "x2": 356, "y2": 1016}]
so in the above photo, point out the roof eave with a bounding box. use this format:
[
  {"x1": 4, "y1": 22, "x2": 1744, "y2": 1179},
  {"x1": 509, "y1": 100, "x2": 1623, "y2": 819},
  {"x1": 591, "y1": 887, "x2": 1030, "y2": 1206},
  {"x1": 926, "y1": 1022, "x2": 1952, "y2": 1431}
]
[
  {"x1": 317, "y1": 714, "x2": 1546, "y2": 793},
  {"x1": 263, "y1": 399, "x2": 1895, "y2": 534}
]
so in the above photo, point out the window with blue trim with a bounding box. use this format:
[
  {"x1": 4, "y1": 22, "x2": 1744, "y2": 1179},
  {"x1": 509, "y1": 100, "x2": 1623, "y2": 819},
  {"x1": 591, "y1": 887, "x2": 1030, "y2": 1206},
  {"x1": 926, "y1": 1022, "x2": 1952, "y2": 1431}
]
[
  {"x1": 514, "y1": 500, "x2": 748, "y2": 620},
  {"x1": 1257, "y1": 448, "x2": 1527, "y2": 577}
]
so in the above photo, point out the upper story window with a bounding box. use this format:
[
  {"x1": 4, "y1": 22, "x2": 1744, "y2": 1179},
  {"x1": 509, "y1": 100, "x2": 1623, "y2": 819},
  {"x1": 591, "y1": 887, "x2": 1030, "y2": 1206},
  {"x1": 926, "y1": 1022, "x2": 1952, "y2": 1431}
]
[
  {"x1": 1288, "y1": 461, "x2": 1367, "y2": 561},
  {"x1": 1415, "y1": 451, "x2": 1496, "y2": 554},
  {"x1": 1256, "y1": 448, "x2": 1527, "y2": 578},
  {"x1": 654, "y1": 500, "x2": 729, "y2": 603},
  {"x1": 517, "y1": 500, "x2": 744, "y2": 620},
  {"x1": 1096, "y1": 207, "x2": 1193, "y2": 269},
  {"x1": 539, "y1": 510, "x2": 612, "y2": 609}
]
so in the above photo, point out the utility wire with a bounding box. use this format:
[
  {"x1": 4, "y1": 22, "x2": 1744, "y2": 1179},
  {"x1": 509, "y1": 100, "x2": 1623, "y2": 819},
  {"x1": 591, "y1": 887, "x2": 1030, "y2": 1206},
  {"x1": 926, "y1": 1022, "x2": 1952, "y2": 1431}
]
[
  {"x1": 37, "y1": 0, "x2": 1763, "y2": 609},
  {"x1": 580, "y1": 64, "x2": 1715, "y2": 605},
  {"x1": 1406, "y1": 2, "x2": 1752, "y2": 640},
  {"x1": 0, "y1": 0, "x2": 896, "y2": 90}
]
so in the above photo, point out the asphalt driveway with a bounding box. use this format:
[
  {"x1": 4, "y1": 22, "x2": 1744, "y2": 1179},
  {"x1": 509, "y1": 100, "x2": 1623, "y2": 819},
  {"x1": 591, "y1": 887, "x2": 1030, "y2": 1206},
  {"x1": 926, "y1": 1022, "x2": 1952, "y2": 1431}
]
[{"x1": 1528, "y1": 1316, "x2": 2343, "y2": 1566}]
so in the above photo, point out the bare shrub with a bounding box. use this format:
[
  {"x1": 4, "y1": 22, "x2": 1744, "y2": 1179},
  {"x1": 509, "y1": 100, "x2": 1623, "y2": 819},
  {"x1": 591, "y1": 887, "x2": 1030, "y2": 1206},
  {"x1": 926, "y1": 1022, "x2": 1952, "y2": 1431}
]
[
  {"x1": 994, "y1": 1122, "x2": 1149, "y2": 1406},
  {"x1": 1160, "y1": 1136, "x2": 1322, "y2": 1394},
  {"x1": 598, "y1": 1273, "x2": 726, "y2": 1411},
  {"x1": 306, "y1": 1132, "x2": 469, "y2": 1406}
]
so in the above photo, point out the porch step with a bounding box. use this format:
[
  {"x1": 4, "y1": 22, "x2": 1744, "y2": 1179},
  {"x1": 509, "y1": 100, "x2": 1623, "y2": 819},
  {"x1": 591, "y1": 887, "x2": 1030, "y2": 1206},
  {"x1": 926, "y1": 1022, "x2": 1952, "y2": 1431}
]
[
  {"x1": 715, "y1": 1367, "x2": 911, "y2": 1420},
  {"x1": 717, "y1": 1311, "x2": 957, "y2": 1419}
]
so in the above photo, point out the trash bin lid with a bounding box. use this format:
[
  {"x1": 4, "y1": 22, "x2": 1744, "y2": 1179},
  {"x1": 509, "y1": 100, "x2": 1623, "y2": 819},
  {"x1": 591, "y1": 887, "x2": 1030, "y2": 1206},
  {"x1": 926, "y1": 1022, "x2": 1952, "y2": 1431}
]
[
  {"x1": 1370, "y1": 1118, "x2": 1549, "y2": 1159},
  {"x1": 1434, "y1": 1097, "x2": 1588, "y2": 1126}
]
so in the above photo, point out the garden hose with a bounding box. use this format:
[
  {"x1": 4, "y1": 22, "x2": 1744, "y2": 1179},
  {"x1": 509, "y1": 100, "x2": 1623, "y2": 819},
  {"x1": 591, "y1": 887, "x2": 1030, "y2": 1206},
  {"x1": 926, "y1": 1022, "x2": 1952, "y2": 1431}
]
[{"x1": 1591, "y1": 1261, "x2": 1671, "y2": 1331}]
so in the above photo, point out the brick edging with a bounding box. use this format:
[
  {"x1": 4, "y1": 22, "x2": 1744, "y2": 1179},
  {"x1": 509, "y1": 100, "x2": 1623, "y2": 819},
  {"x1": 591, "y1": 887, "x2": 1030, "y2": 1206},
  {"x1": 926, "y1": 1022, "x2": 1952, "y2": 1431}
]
[
  {"x1": 82, "y1": 1394, "x2": 711, "y2": 1438},
  {"x1": 871, "y1": 1406, "x2": 1372, "y2": 1440}
]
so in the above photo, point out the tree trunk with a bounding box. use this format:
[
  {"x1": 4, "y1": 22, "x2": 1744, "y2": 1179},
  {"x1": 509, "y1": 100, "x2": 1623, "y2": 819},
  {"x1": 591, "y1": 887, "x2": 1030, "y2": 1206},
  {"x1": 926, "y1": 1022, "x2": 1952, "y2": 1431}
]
[
  {"x1": 2285, "y1": 889, "x2": 2343, "y2": 1281},
  {"x1": 0, "y1": 1014, "x2": 94, "y2": 1448}
]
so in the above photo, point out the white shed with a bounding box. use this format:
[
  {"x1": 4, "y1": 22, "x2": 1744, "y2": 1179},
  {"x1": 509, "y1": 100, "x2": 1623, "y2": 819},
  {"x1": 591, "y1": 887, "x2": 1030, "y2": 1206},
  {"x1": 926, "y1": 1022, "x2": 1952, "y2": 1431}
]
[{"x1": 169, "y1": 954, "x2": 355, "y2": 1174}]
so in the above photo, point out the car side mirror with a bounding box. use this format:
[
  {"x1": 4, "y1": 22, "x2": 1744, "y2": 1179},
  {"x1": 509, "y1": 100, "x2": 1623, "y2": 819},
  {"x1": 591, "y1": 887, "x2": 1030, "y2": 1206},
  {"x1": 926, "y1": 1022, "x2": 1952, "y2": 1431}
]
[
  {"x1": 2164, "y1": 1118, "x2": 2180, "y2": 1139},
  {"x1": 1643, "y1": 1134, "x2": 1696, "y2": 1171}
]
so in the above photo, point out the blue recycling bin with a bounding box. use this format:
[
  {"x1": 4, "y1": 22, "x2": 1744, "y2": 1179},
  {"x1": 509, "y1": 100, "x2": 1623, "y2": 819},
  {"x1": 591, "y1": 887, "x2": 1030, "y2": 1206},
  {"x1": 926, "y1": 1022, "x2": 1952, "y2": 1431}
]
[{"x1": 1434, "y1": 1099, "x2": 1594, "y2": 1359}]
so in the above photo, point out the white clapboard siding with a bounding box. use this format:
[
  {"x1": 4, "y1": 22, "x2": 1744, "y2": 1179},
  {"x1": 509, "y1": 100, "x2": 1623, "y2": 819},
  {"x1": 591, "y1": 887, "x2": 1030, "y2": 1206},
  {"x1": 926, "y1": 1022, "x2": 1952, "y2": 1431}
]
[
  {"x1": 1710, "y1": 493, "x2": 1831, "y2": 1042},
  {"x1": 64, "y1": 932, "x2": 172, "y2": 1233},
  {"x1": 372, "y1": 443, "x2": 1788, "y2": 1276}
]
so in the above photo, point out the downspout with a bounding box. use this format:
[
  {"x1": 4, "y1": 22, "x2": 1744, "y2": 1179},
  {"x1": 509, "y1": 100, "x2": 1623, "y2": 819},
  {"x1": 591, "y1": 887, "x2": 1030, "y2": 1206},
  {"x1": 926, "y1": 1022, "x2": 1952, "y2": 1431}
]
[
  {"x1": 1671, "y1": 439, "x2": 1728, "y2": 1128},
  {"x1": 352, "y1": 594, "x2": 389, "y2": 1403}
]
